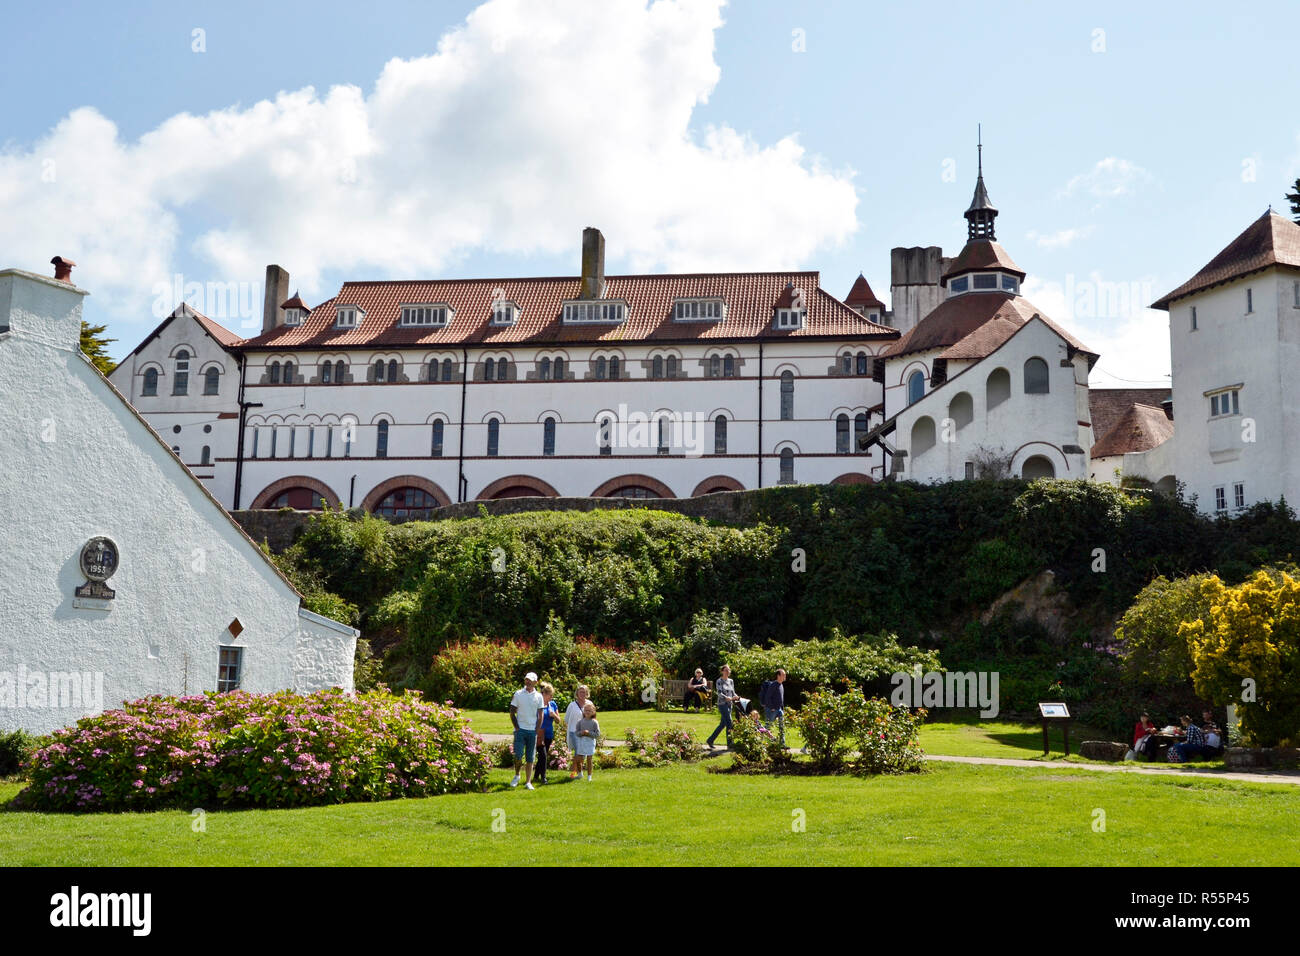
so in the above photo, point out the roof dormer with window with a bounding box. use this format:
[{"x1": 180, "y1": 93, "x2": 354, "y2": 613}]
[
  {"x1": 672, "y1": 297, "x2": 726, "y2": 321},
  {"x1": 400, "y1": 304, "x2": 451, "y2": 328},
  {"x1": 772, "y1": 282, "x2": 806, "y2": 330},
  {"x1": 490, "y1": 301, "x2": 520, "y2": 326},
  {"x1": 280, "y1": 291, "x2": 310, "y2": 327},
  {"x1": 335, "y1": 305, "x2": 363, "y2": 329},
  {"x1": 562, "y1": 299, "x2": 628, "y2": 324}
]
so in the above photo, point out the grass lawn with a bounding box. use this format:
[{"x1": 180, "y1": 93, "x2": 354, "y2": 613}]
[{"x1": 1, "y1": 760, "x2": 1294, "y2": 866}]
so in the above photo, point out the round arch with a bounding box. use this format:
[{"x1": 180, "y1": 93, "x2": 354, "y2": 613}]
[
  {"x1": 829, "y1": 473, "x2": 874, "y2": 486},
  {"x1": 361, "y1": 475, "x2": 453, "y2": 512},
  {"x1": 691, "y1": 475, "x2": 744, "y2": 496},
  {"x1": 476, "y1": 475, "x2": 560, "y2": 500},
  {"x1": 590, "y1": 474, "x2": 676, "y2": 498},
  {"x1": 250, "y1": 476, "x2": 341, "y2": 510}
]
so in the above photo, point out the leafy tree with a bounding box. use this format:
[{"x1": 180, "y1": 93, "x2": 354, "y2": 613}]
[
  {"x1": 1181, "y1": 569, "x2": 1300, "y2": 746},
  {"x1": 1116, "y1": 572, "x2": 1220, "y2": 682},
  {"x1": 1288, "y1": 177, "x2": 1300, "y2": 224},
  {"x1": 80, "y1": 320, "x2": 116, "y2": 375}
]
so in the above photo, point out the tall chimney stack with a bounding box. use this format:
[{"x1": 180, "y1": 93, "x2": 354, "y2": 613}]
[
  {"x1": 579, "y1": 227, "x2": 605, "y2": 299},
  {"x1": 50, "y1": 256, "x2": 77, "y2": 283},
  {"x1": 263, "y1": 264, "x2": 290, "y2": 333}
]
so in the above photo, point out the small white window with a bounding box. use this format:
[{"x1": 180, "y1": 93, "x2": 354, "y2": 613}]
[
  {"x1": 1214, "y1": 486, "x2": 1227, "y2": 513},
  {"x1": 400, "y1": 305, "x2": 449, "y2": 327},
  {"x1": 336, "y1": 307, "x2": 359, "y2": 329},
  {"x1": 491, "y1": 303, "x2": 516, "y2": 326},
  {"x1": 1234, "y1": 482, "x2": 1245, "y2": 509},
  {"x1": 284, "y1": 308, "x2": 303, "y2": 326},
  {"x1": 774, "y1": 309, "x2": 803, "y2": 329}
]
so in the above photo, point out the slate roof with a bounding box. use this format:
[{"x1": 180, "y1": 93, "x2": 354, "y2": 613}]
[
  {"x1": 1088, "y1": 388, "x2": 1169, "y2": 440},
  {"x1": 1152, "y1": 211, "x2": 1300, "y2": 309},
  {"x1": 1090, "y1": 402, "x2": 1174, "y2": 458},
  {"x1": 881, "y1": 291, "x2": 1095, "y2": 363},
  {"x1": 941, "y1": 239, "x2": 1024, "y2": 282},
  {"x1": 844, "y1": 273, "x2": 886, "y2": 310}
]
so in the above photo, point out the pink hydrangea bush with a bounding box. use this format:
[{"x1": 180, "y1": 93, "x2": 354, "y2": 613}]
[{"x1": 17, "y1": 688, "x2": 489, "y2": 811}]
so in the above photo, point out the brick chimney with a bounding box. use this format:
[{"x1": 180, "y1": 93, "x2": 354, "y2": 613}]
[
  {"x1": 263, "y1": 264, "x2": 290, "y2": 334},
  {"x1": 50, "y1": 256, "x2": 77, "y2": 283},
  {"x1": 579, "y1": 227, "x2": 605, "y2": 299}
]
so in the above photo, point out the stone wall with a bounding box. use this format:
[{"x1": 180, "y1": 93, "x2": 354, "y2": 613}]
[{"x1": 232, "y1": 489, "x2": 781, "y2": 552}]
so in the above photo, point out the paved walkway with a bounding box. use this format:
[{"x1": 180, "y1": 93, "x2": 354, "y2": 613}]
[{"x1": 481, "y1": 733, "x2": 1300, "y2": 786}]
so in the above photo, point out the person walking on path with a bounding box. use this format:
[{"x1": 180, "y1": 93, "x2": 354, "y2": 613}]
[
  {"x1": 706, "y1": 665, "x2": 740, "y2": 751},
  {"x1": 536, "y1": 682, "x2": 560, "y2": 784},
  {"x1": 510, "y1": 672, "x2": 545, "y2": 790},
  {"x1": 565, "y1": 684, "x2": 591, "y2": 779},
  {"x1": 762, "y1": 669, "x2": 787, "y2": 747},
  {"x1": 574, "y1": 701, "x2": 601, "y2": 781}
]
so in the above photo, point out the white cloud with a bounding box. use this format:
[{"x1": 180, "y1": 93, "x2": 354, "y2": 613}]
[
  {"x1": 1021, "y1": 273, "x2": 1171, "y2": 387},
  {"x1": 1059, "y1": 158, "x2": 1152, "y2": 200},
  {"x1": 0, "y1": 0, "x2": 858, "y2": 330},
  {"x1": 1025, "y1": 226, "x2": 1094, "y2": 250}
]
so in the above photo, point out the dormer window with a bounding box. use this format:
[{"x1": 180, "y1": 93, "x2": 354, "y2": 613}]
[
  {"x1": 562, "y1": 300, "x2": 627, "y2": 323},
  {"x1": 491, "y1": 302, "x2": 518, "y2": 326},
  {"x1": 774, "y1": 308, "x2": 804, "y2": 330},
  {"x1": 284, "y1": 308, "x2": 303, "y2": 326},
  {"x1": 336, "y1": 306, "x2": 362, "y2": 329},
  {"x1": 673, "y1": 298, "x2": 726, "y2": 321},
  {"x1": 400, "y1": 305, "x2": 450, "y2": 327}
]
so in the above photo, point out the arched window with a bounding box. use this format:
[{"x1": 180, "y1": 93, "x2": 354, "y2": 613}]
[
  {"x1": 907, "y1": 370, "x2": 925, "y2": 405},
  {"x1": 283, "y1": 361, "x2": 295, "y2": 384},
  {"x1": 485, "y1": 357, "x2": 495, "y2": 380},
  {"x1": 723, "y1": 355, "x2": 735, "y2": 378},
  {"x1": 427, "y1": 360, "x2": 438, "y2": 382},
  {"x1": 334, "y1": 360, "x2": 346, "y2": 383},
  {"x1": 270, "y1": 361, "x2": 282, "y2": 384},
  {"x1": 543, "y1": 417, "x2": 556, "y2": 456},
  {"x1": 497, "y1": 358, "x2": 508, "y2": 382},
  {"x1": 142, "y1": 367, "x2": 159, "y2": 396},
  {"x1": 608, "y1": 486, "x2": 657, "y2": 498},
  {"x1": 376, "y1": 421, "x2": 389, "y2": 458},
  {"x1": 856, "y1": 351, "x2": 869, "y2": 376},
  {"x1": 1024, "y1": 357, "x2": 1049, "y2": 394},
  {"x1": 251, "y1": 427, "x2": 259, "y2": 458},
  {"x1": 714, "y1": 415, "x2": 727, "y2": 455},
  {"x1": 387, "y1": 359, "x2": 398, "y2": 383},
  {"x1": 780, "y1": 371, "x2": 794, "y2": 420},
  {"x1": 609, "y1": 356, "x2": 620, "y2": 379},
  {"x1": 431, "y1": 420, "x2": 444, "y2": 457},
  {"x1": 986, "y1": 367, "x2": 1011, "y2": 409},
  {"x1": 173, "y1": 351, "x2": 190, "y2": 395},
  {"x1": 204, "y1": 367, "x2": 220, "y2": 395},
  {"x1": 667, "y1": 355, "x2": 678, "y2": 378},
  {"x1": 836, "y1": 413, "x2": 850, "y2": 454},
  {"x1": 374, "y1": 487, "x2": 439, "y2": 520},
  {"x1": 539, "y1": 357, "x2": 551, "y2": 381},
  {"x1": 1022, "y1": 455, "x2": 1055, "y2": 479},
  {"x1": 441, "y1": 358, "x2": 453, "y2": 382},
  {"x1": 652, "y1": 355, "x2": 664, "y2": 379},
  {"x1": 657, "y1": 416, "x2": 670, "y2": 454},
  {"x1": 911, "y1": 416, "x2": 937, "y2": 457},
  {"x1": 200, "y1": 445, "x2": 211, "y2": 466},
  {"x1": 598, "y1": 415, "x2": 613, "y2": 456},
  {"x1": 949, "y1": 391, "x2": 974, "y2": 429},
  {"x1": 487, "y1": 418, "x2": 500, "y2": 456},
  {"x1": 710, "y1": 354, "x2": 721, "y2": 378},
  {"x1": 269, "y1": 488, "x2": 327, "y2": 510},
  {"x1": 854, "y1": 413, "x2": 868, "y2": 451},
  {"x1": 321, "y1": 362, "x2": 333, "y2": 384},
  {"x1": 779, "y1": 448, "x2": 794, "y2": 484},
  {"x1": 841, "y1": 353, "x2": 853, "y2": 375},
  {"x1": 595, "y1": 356, "x2": 607, "y2": 380},
  {"x1": 373, "y1": 359, "x2": 385, "y2": 382},
  {"x1": 270, "y1": 427, "x2": 278, "y2": 458},
  {"x1": 553, "y1": 357, "x2": 565, "y2": 379}
]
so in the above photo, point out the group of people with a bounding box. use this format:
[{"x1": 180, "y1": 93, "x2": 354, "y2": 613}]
[
  {"x1": 1132, "y1": 710, "x2": 1224, "y2": 762},
  {"x1": 508, "y1": 674, "x2": 601, "y2": 788},
  {"x1": 704, "y1": 665, "x2": 789, "y2": 751}
]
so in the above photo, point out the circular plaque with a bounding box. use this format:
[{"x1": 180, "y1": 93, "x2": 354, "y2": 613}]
[{"x1": 80, "y1": 537, "x2": 120, "y2": 583}]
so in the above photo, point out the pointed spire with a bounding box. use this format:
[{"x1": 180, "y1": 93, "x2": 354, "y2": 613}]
[{"x1": 964, "y1": 126, "x2": 998, "y2": 240}]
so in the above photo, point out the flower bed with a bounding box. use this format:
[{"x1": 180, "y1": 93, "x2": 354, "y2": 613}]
[{"x1": 17, "y1": 688, "x2": 488, "y2": 811}]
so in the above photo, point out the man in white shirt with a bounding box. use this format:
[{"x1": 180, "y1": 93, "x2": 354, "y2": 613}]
[
  {"x1": 510, "y1": 672, "x2": 545, "y2": 790},
  {"x1": 564, "y1": 684, "x2": 590, "y2": 780}
]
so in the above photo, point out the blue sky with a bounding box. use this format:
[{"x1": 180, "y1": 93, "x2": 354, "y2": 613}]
[{"x1": 2, "y1": 0, "x2": 1295, "y2": 384}]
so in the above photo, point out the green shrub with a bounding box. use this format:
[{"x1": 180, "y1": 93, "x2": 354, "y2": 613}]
[
  {"x1": 676, "y1": 609, "x2": 743, "y2": 677},
  {"x1": 18, "y1": 689, "x2": 489, "y2": 811},
  {"x1": 0, "y1": 729, "x2": 38, "y2": 777},
  {"x1": 646, "y1": 725, "x2": 701, "y2": 762},
  {"x1": 788, "y1": 687, "x2": 924, "y2": 774},
  {"x1": 728, "y1": 710, "x2": 785, "y2": 765}
]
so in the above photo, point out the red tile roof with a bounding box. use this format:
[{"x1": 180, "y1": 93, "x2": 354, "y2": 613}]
[
  {"x1": 1088, "y1": 388, "x2": 1169, "y2": 439},
  {"x1": 239, "y1": 272, "x2": 897, "y2": 349},
  {"x1": 1090, "y1": 402, "x2": 1174, "y2": 458},
  {"x1": 845, "y1": 273, "x2": 886, "y2": 310},
  {"x1": 1152, "y1": 211, "x2": 1300, "y2": 309},
  {"x1": 882, "y1": 291, "x2": 1095, "y2": 362},
  {"x1": 941, "y1": 239, "x2": 1024, "y2": 282}
]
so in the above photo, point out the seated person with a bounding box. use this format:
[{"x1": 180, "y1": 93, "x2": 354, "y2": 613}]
[
  {"x1": 1169, "y1": 715, "x2": 1210, "y2": 762},
  {"x1": 1201, "y1": 709, "x2": 1223, "y2": 754},
  {"x1": 684, "y1": 669, "x2": 709, "y2": 711},
  {"x1": 1132, "y1": 713, "x2": 1157, "y2": 758}
]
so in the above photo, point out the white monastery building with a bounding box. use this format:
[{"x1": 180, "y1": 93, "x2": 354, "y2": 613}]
[
  {"x1": 0, "y1": 262, "x2": 357, "y2": 735},
  {"x1": 112, "y1": 157, "x2": 1113, "y2": 516}
]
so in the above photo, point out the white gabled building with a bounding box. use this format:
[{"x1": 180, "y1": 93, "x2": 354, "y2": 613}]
[
  {"x1": 863, "y1": 156, "x2": 1099, "y2": 481},
  {"x1": 1, "y1": 262, "x2": 357, "y2": 735},
  {"x1": 114, "y1": 228, "x2": 901, "y2": 514},
  {"x1": 1151, "y1": 210, "x2": 1300, "y2": 514}
]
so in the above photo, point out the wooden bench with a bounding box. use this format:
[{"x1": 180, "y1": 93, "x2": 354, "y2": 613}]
[{"x1": 663, "y1": 678, "x2": 713, "y2": 711}]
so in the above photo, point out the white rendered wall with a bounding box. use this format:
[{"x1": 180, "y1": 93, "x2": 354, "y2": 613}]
[{"x1": 0, "y1": 271, "x2": 355, "y2": 735}]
